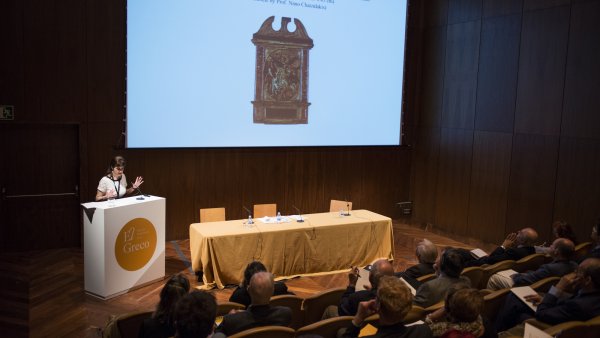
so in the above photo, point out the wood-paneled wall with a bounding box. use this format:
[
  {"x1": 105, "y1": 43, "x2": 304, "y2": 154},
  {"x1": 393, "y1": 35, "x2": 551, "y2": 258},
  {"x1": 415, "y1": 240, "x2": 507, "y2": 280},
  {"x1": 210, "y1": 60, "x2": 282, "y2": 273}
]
[
  {"x1": 0, "y1": 0, "x2": 415, "y2": 248},
  {"x1": 2, "y1": 0, "x2": 599, "y2": 249},
  {"x1": 409, "y1": 0, "x2": 600, "y2": 244}
]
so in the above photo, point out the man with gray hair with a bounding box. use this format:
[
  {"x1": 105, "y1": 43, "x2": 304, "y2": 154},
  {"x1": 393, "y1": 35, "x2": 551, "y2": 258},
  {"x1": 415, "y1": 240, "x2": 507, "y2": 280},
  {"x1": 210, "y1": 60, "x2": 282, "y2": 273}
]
[
  {"x1": 487, "y1": 237, "x2": 577, "y2": 290},
  {"x1": 213, "y1": 271, "x2": 291, "y2": 336},
  {"x1": 396, "y1": 239, "x2": 437, "y2": 288}
]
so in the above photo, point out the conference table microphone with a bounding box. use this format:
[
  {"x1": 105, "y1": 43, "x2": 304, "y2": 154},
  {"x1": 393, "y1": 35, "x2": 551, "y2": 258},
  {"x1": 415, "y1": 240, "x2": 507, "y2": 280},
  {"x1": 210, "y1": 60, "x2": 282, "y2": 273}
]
[
  {"x1": 243, "y1": 206, "x2": 254, "y2": 224},
  {"x1": 292, "y1": 205, "x2": 304, "y2": 223},
  {"x1": 344, "y1": 199, "x2": 351, "y2": 216}
]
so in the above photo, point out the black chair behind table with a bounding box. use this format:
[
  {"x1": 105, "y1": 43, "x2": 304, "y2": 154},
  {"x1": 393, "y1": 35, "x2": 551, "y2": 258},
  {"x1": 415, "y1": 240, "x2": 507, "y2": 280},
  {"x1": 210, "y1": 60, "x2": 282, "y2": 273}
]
[
  {"x1": 296, "y1": 316, "x2": 354, "y2": 338},
  {"x1": 302, "y1": 287, "x2": 347, "y2": 326},
  {"x1": 269, "y1": 294, "x2": 305, "y2": 330},
  {"x1": 115, "y1": 310, "x2": 153, "y2": 338},
  {"x1": 227, "y1": 325, "x2": 296, "y2": 338}
]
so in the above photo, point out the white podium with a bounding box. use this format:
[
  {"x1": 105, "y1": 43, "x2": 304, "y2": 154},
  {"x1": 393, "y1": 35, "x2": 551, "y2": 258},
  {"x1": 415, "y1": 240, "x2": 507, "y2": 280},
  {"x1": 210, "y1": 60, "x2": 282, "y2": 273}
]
[{"x1": 81, "y1": 195, "x2": 165, "y2": 299}]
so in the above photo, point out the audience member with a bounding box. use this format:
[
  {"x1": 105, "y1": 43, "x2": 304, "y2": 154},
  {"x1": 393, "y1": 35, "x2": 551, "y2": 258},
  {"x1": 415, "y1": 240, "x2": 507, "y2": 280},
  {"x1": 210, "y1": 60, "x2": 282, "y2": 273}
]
[
  {"x1": 139, "y1": 274, "x2": 190, "y2": 338},
  {"x1": 462, "y1": 228, "x2": 538, "y2": 267},
  {"x1": 396, "y1": 239, "x2": 438, "y2": 289},
  {"x1": 337, "y1": 259, "x2": 395, "y2": 316},
  {"x1": 214, "y1": 271, "x2": 292, "y2": 336},
  {"x1": 487, "y1": 238, "x2": 576, "y2": 290},
  {"x1": 173, "y1": 290, "x2": 217, "y2": 338},
  {"x1": 414, "y1": 248, "x2": 471, "y2": 308},
  {"x1": 229, "y1": 260, "x2": 291, "y2": 308},
  {"x1": 342, "y1": 276, "x2": 433, "y2": 337},
  {"x1": 495, "y1": 257, "x2": 600, "y2": 333},
  {"x1": 535, "y1": 220, "x2": 578, "y2": 253},
  {"x1": 425, "y1": 285, "x2": 487, "y2": 338},
  {"x1": 588, "y1": 220, "x2": 600, "y2": 259}
]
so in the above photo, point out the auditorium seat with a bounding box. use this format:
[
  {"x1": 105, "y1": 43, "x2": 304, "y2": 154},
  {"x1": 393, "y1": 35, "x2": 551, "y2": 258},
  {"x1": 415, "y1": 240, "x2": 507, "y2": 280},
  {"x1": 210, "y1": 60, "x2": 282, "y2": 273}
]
[
  {"x1": 480, "y1": 260, "x2": 516, "y2": 289},
  {"x1": 302, "y1": 287, "x2": 346, "y2": 326},
  {"x1": 461, "y1": 266, "x2": 485, "y2": 289},
  {"x1": 199, "y1": 207, "x2": 226, "y2": 223},
  {"x1": 296, "y1": 316, "x2": 354, "y2": 338},
  {"x1": 512, "y1": 253, "x2": 547, "y2": 273},
  {"x1": 573, "y1": 242, "x2": 593, "y2": 262},
  {"x1": 253, "y1": 204, "x2": 277, "y2": 218},
  {"x1": 330, "y1": 199, "x2": 352, "y2": 213},
  {"x1": 114, "y1": 310, "x2": 153, "y2": 338},
  {"x1": 227, "y1": 325, "x2": 296, "y2": 338},
  {"x1": 416, "y1": 273, "x2": 436, "y2": 283},
  {"x1": 216, "y1": 301, "x2": 245, "y2": 316},
  {"x1": 269, "y1": 294, "x2": 304, "y2": 329}
]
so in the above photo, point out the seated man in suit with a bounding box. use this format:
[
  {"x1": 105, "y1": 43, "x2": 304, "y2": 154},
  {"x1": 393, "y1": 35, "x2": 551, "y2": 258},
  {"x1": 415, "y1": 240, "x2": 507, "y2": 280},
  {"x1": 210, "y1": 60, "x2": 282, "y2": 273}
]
[
  {"x1": 463, "y1": 227, "x2": 538, "y2": 267},
  {"x1": 338, "y1": 259, "x2": 395, "y2": 316},
  {"x1": 413, "y1": 248, "x2": 471, "y2": 308},
  {"x1": 495, "y1": 257, "x2": 600, "y2": 333},
  {"x1": 213, "y1": 271, "x2": 292, "y2": 337},
  {"x1": 342, "y1": 276, "x2": 433, "y2": 338},
  {"x1": 229, "y1": 260, "x2": 291, "y2": 308},
  {"x1": 173, "y1": 290, "x2": 217, "y2": 338},
  {"x1": 487, "y1": 238, "x2": 577, "y2": 290},
  {"x1": 396, "y1": 239, "x2": 438, "y2": 289}
]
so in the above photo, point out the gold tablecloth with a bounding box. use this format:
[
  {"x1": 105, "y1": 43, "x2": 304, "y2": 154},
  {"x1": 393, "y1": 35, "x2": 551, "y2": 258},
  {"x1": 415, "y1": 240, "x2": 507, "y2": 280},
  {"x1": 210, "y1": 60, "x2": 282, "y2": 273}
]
[{"x1": 189, "y1": 209, "x2": 394, "y2": 289}]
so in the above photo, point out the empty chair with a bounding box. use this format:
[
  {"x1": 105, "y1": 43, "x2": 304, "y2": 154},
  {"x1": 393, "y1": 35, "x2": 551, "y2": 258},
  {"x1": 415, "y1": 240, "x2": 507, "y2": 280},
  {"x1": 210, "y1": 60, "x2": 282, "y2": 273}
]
[
  {"x1": 253, "y1": 204, "x2": 277, "y2": 218},
  {"x1": 513, "y1": 253, "x2": 547, "y2": 273},
  {"x1": 330, "y1": 199, "x2": 352, "y2": 213},
  {"x1": 296, "y1": 316, "x2": 354, "y2": 338},
  {"x1": 227, "y1": 325, "x2": 296, "y2": 338},
  {"x1": 200, "y1": 207, "x2": 226, "y2": 223},
  {"x1": 302, "y1": 287, "x2": 347, "y2": 326},
  {"x1": 269, "y1": 294, "x2": 304, "y2": 330}
]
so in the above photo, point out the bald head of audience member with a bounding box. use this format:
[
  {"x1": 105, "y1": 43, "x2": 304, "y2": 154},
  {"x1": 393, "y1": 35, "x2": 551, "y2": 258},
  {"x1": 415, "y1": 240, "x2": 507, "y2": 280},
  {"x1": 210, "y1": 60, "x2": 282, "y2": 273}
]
[
  {"x1": 369, "y1": 259, "x2": 395, "y2": 289},
  {"x1": 416, "y1": 239, "x2": 438, "y2": 265},
  {"x1": 517, "y1": 227, "x2": 538, "y2": 246},
  {"x1": 579, "y1": 257, "x2": 600, "y2": 291},
  {"x1": 550, "y1": 238, "x2": 575, "y2": 260},
  {"x1": 247, "y1": 271, "x2": 274, "y2": 306},
  {"x1": 376, "y1": 276, "x2": 413, "y2": 325}
]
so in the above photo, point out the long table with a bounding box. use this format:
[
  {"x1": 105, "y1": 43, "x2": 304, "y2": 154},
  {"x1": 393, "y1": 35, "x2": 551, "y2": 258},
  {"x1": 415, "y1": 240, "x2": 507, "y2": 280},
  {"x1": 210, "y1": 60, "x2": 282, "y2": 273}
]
[{"x1": 189, "y1": 209, "x2": 394, "y2": 289}]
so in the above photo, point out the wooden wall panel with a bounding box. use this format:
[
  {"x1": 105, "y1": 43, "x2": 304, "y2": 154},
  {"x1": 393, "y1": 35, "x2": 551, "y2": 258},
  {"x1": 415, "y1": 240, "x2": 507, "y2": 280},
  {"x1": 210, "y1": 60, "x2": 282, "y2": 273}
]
[
  {"x1": 424, "y1": 0, "x2": 449, "y2": 27},
  {"x1": 411, "y1": 128, "x2": 441, "y2": 223},
  {"x1": 417, "y1": 27, "x2": 447, "y2": 128},
  {"x1": 434, "y1": 128, "x2": 474, "y2": 235},
  {"x1": 524, "y1": 0, "x2": 570, "y2": 11},
  {"x1": 506, "y1": 134, "x2": 558, "y2": 240},
  {"x1": 467, "y1": 131, "x2": 512, "y2": 243},
  {"x1": 561, "y1": 0, "x2": 600, "y2": 140},
  {"x1": 441, "y1": 20, "x2": 481, "y2": 129},
  {"x1": 483, "y1": 0, "x2": 523, "y2": 18},
  {"x1": 475, "y1": 14, "x2": 521, "y2": 132},
  {"x1": 0, "y1": 0, "x2": 24, "y2": 109},
  {"x1": 553, "y1": 137, "x2": 600, "y2": 242},
  {"x1": 284, "y1": 149, "x2": 325, "y2": 216},
  {"x1": 321, "y1": 148, "x2": 364, "y2": 211},
  {"x1": 514, "y1": 5, "x2": 569, "y2": 135},
  {"x1": 448, "y1": 0, "x2": 483, "y2": 23}
]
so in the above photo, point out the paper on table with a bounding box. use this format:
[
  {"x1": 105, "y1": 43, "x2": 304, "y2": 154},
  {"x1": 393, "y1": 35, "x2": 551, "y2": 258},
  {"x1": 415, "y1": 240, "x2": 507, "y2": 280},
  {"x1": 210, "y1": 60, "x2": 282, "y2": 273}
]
[
  {"x1": 257, "y1": 216, "x2": 292, "y2": 224},
  {"x1": 511, "y1": 286, "x2": 539, "y2": 312},
  {"x1": 289, "y1": 215, "x2": 308, "y2": 221}
]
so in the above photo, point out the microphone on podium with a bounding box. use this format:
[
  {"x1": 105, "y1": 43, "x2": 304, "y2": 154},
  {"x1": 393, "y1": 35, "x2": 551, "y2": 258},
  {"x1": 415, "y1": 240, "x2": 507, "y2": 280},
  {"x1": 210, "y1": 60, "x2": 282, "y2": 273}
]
[
  {"x1": 292, "y1": 205, "x2": 304, "y2": 223},
  {"x1": 131, "y1": 182, "x2": 149, "y2": 200}
]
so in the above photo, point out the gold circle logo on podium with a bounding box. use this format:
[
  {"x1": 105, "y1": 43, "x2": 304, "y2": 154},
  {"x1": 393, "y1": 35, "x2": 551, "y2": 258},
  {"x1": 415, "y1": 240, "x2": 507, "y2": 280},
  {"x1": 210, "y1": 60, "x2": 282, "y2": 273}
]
[{"x1": 115, "y1": 218, "x2": 157, "y2": 271}]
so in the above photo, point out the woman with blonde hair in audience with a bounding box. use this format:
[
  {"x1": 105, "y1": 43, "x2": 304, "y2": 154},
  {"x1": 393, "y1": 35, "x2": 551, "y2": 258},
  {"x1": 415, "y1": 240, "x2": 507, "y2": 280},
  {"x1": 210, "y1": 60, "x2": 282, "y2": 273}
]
[{"x1": 425, "y1": 284, "x2": 494, "y2": 338}]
